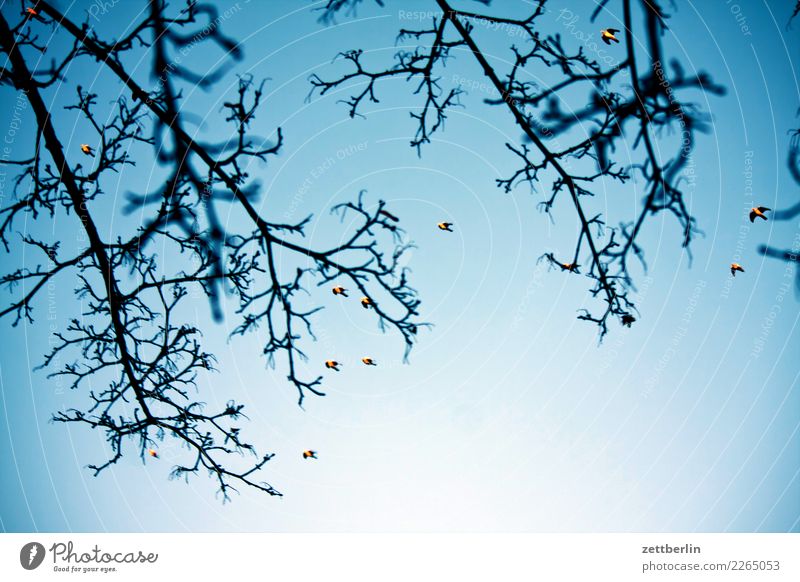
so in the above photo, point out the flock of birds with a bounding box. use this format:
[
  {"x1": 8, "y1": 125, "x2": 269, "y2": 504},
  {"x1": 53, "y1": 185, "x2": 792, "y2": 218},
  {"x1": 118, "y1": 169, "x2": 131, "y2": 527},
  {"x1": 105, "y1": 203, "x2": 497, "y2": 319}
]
[
  {"x1": 77, "y1": 119, "x2": 771, "y2": 463},
  {"x1": 302, "y1": 221, "x2": 456, "y2": 461},
  {"x1": 60, "y1": 19, "x2": 771, "y2": 463},
  {"x1": 140, "y1": 217, "x2": 455, "y2": 462},
  {"x1": 323, "y1": 222, "x2": 452, "y2": 363}
]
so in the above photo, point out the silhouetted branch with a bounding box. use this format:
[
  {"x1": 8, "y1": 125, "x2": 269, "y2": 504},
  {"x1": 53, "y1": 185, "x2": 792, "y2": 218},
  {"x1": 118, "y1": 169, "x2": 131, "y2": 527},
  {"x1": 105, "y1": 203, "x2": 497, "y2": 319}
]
[
  {"x1": 0, "y1": 0, "x2": 425, "y2": 499},
  {"x1": 312, "y1": 0, "x2": 722, "y2": 338}
]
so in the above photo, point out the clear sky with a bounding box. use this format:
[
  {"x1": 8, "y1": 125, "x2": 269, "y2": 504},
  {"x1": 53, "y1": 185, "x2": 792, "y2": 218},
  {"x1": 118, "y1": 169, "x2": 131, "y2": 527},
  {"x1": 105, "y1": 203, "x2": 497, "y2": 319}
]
[{"x1": 0, "y1": 0, "x2": 798, "y2": 532}]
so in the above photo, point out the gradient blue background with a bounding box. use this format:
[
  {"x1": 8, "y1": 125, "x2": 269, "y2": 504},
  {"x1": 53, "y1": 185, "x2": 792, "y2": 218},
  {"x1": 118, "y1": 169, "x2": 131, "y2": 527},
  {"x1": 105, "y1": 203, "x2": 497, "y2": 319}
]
[{"x1": 0, "y1": 0, "x2": 798, "y2": 532}]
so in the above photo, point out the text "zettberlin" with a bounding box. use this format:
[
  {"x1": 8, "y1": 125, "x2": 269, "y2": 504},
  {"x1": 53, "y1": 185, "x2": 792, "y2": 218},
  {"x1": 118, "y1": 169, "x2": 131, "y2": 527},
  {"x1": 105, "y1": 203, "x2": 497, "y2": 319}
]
[{"x1": 642, "y1": 544, "x2": 701, "y2": 554}]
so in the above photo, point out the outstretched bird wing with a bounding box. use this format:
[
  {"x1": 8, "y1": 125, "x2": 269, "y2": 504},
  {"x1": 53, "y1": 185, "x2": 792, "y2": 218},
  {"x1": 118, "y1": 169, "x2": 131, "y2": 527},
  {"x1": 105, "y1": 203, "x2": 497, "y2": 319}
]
[{"x1": 750, "y1": 207, "x2": 771, "y2": 221}]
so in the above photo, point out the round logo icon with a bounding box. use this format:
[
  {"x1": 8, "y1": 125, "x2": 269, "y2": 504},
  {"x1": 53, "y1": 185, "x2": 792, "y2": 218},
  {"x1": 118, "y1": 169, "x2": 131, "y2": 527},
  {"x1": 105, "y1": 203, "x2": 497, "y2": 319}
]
[{"x1": 20, "y1": 542, "x2": 46, "y2": 570}]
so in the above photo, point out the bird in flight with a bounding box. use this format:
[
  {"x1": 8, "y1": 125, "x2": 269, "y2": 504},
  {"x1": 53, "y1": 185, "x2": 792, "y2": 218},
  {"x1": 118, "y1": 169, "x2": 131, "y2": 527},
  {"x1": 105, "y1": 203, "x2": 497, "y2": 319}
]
[
  {"x1": 325, "y1": 360, "x2": 341, "y2": 371},
  {"x1": 302, "y1": 450, "x2": 318, "y2": 460},
  {"x1": 749, "y1": 206, "x2": 771, "y2": 222},
  {"x1": 148, "y1": 449, "x2": 158, "y2": 458},
  {"x1": 621, "y1": 314, "x2": 636, "y2": 327},
  {"x1": 361, "y1": 296, "x2": 374, "y2": 309},
  {"x1": 601, "y1": 28, "x2": 621, "y2": 44},
  {"x1": 80, "y1": 144, "x2": 95, "y2": 157},
  {"x1": 24, "y1": 7, "x2": 45, "y2": 21},
  {"x1": 332, "y1": 286, "x2": 348, "y2": 297},
  {"x1": 438, "y1": 222, "x2": 454, "y2": 232},
  {"x1": 730, "y1": 263, "x2": 745, "y2": 276},
  {"x1": 380, "y1": 209, "x2": 399, "y2": 222},
  {"x1": 361, "y1": 357, "x2": 377, "y2": 366}
]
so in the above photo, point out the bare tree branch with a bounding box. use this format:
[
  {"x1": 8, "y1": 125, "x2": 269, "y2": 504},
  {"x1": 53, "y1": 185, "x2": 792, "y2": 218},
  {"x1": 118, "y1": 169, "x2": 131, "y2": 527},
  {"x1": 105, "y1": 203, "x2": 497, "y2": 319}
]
[
  {"x1": 0, "y1": 0, "x2": 425, "y2": 499},
  {"x1": 312, "y1": 0, "x2": 723, "y2": 337}
]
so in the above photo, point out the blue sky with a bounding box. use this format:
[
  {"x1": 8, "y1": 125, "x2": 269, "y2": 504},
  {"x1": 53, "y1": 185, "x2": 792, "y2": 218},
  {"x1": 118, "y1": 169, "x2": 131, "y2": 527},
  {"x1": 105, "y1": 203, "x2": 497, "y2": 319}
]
[{"x1": 0, "y1": 0, "x2": 798, "y2": 532}]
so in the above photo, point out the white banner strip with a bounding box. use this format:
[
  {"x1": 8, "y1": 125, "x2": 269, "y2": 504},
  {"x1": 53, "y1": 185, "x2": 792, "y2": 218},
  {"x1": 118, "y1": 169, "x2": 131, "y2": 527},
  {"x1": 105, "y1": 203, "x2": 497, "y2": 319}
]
[{"x1": 1, "y1": 533, "x2": 798, "y2": 581}]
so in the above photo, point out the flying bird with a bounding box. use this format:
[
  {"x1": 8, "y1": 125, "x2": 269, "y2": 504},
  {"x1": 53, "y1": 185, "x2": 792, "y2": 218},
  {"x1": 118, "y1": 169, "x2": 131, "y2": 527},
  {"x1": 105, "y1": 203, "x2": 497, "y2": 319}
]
[
  {"x1": 332, "y1": 286, "x2": 348, "y2": 297},
  {"x1": 24, "y1": 7, "x2": 45, "y2": 21},
  {"x1": 361, "y1": 296, "x2": 374, "y2": 309},
  {"x1": 621, "y1": 314, "x2": 636, "y2": 327},
  {"x1": 730, "y1": 263, "x2": 745, "y2": 276},
  {"x1": 380, "y1": 209, "x2": 399, "y2": 222},
  {"x1": 148, "y1": 449, "x2": 158, "y2": 458},
  {"x1": 80, "y1": 144, "x2": 95, "y2": 157},
  {"x1": 437, "y1": 222, "x2": 454, "y2": 232},
  {"x1": 361, "y1": 357, "x2": 377, "y2": 366},
  {"x1": 601, "y1": 28, "x2": 620, "y2": 44},
  {"x1": 302, "y1": 450, "x2": 318, "y2": 459},
  {"x1": 749, "y1": 206, "x2": 771, "y2": 222},
  {"x1": 325, "y1": 360, "x2": 341, "y2": 371}
]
